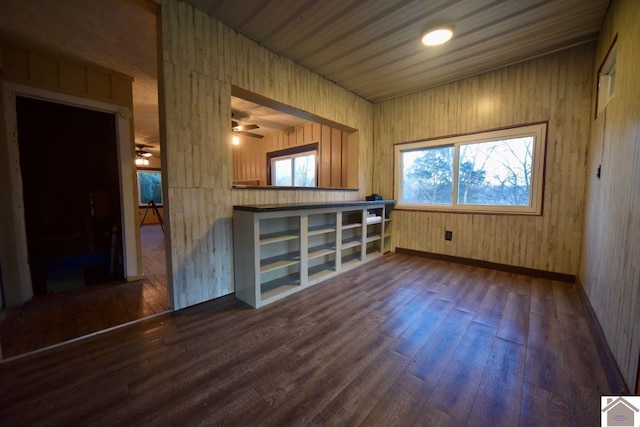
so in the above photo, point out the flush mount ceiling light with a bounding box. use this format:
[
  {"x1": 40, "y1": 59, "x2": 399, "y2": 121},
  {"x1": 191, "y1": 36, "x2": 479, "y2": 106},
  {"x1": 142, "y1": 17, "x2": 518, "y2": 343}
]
[
  {"x1": 232, "y1": 134, "x2": 240, "y2": 145},
  {"x1": 421, "y1": 27, "x2": 454, "y2": 46}
]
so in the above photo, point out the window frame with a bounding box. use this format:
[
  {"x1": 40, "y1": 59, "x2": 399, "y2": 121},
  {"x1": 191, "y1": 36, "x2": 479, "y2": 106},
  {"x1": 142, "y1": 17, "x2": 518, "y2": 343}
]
[
  {"x1": 267, "y1": 143, "x2": 318, "y2": 187},
  {"x1": 596, "y1": 38, "x2": 617, "y2": 117},
  {"x1": 394, "y1": 123, "x2": 547, "y2": 215}
]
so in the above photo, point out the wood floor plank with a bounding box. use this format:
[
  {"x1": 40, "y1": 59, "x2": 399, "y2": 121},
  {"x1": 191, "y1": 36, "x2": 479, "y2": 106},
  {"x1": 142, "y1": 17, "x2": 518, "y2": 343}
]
[
  {"x1": 359, "y1": 372, "x2": 434, "y2": 427},
  {"x1": 472, "y1": 284, "x2": 510, "y2": 328},
  {"x1": 363, "y1": 286, "x2": 421, "y2": 330},
  {"x1": 407, "y1": 308, "x2": 474, "y2": 385},
  {"x1": 454, "y1": 271, "x2": 490, "y2": 313},
  {"x1": 257, "y1": 332, "x2": 395, "y2": 425},
  {"x1": 567, "y1": 381, "x2": 603, "y2": 426},
  {"x1": 311, "y1": 349, "x2": 410, "y2": 426},
  {"x1": 496, "y1": 292, "x2": 531, "y2": 345},
  {"x1": 0, "y1": 253, "x2": 615, "y2": 425},
  {"x1": 3, "y1": 373, "x2": 132, "y2": 426},
  {"x1": 509, "y1": 273, "x2": 532, "y2": 295},
  {"x1": 557, "y1": 310, "x2": 610, "y2": 392},
  {"x1": 525, "y1": 311, "x2": 569, "y2": 397},
  {"x1": 127, "y1": 346, "x2": 295, "y2": 426},
  {"x1": 427, "y1": 321, "x2": 497, "y2": 422},
  {"x1": 468, "y1": 337, "x2": 526, "y2": 426},
  {"x1": 529, "y1": 277, "x2": 557, "y2": 317},
  {"x1": 552, "y1": 281, "x2": 584, "y2": 316},
  {"x1": 377, "y1": 290, "x2": 437, "y2": 338},
  {"x1": 519, "y1": 382, "x2": 572, "y2": 427},
  {"x1": 418, "y1": 403, "x2": 466, "y2": 426},
  {"x1": 392, "y1": 297, "x2": 455, "y2": 358}
]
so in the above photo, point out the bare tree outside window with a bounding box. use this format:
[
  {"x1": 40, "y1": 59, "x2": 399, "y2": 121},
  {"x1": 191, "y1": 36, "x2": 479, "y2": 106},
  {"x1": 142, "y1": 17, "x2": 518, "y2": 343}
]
[
  {"x1": 457, "y1": 137, "x2": 533, "y2": 206},
  {"x1": 402, "y1": 146, "x2": 453, "y2": 204},
  {"x1": 293, "y1": 154, "x2": 316, "y2": 187}
]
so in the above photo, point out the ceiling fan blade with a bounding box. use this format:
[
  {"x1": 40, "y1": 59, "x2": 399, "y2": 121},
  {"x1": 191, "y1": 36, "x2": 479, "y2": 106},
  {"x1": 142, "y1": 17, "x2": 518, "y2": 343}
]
[
  {"x1": 234, "y1": 124, "x2": 259, "y2": 132},
  {"x1": 239, "y1": 131, "x2": 263, "y2": 139}
]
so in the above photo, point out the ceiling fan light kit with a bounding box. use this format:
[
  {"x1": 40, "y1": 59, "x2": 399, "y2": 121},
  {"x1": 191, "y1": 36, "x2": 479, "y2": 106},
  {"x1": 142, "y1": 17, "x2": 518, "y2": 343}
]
[{"x1": 135, "y1": 144, "x2": 153, "y2": 165}]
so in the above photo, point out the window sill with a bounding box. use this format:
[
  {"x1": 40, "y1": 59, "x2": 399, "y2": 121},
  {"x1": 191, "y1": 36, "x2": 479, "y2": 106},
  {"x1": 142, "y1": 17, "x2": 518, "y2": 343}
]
[
  {"x1": 232, "y1": 185, "x2": 358, "y2": 191},
  {"x1": 395, "y1": 205, "x2": 542, "y2": 216}
]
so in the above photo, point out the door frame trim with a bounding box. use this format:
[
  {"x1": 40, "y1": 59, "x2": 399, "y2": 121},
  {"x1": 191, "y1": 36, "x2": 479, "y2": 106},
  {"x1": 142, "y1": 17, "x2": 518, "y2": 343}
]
[{"x1": 0, "y1": 81, "x2": 141, "y2": 306}]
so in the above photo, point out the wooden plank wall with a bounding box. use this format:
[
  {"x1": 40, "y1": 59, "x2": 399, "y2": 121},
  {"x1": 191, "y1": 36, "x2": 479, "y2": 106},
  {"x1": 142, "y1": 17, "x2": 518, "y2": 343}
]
[
  {"x1": 373, "y1": 45, "x2": 594, "y2": 275},
  {"x1": 579, "y1": 0, "x2": 640, "y2": 390},
  {"x1": 0, "y1": 40, "x2": 134, "y2": 107},
  {"x1": 160, "y1": 0, "x2": 372, "y2": 309},
  {"x1": 232, "y1": 122, "x2": 352, "y2": 187},
  {"x1": 232, "y1": 136, "x2": 266, "y2": 185}
]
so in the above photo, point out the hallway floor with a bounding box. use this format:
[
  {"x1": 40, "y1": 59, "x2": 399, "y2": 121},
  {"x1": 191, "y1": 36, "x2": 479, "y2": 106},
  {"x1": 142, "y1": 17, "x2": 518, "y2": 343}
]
[{"x1": 0, "y1": 224, "x2": 168, "y2": 358}]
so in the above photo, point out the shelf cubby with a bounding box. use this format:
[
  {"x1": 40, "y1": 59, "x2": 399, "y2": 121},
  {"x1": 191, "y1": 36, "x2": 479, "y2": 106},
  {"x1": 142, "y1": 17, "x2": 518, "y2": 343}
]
[
  {"x1": 261, "y1": 274, "x2": 301, "y2": 301},
  {"x1": 259, "y1": 230, "x2": 299, "y2": 245},
  {"x1": 260, "y1": 252, "x2": 301, "y2": 273},
  {"x1": 341, "y1": 251, "x2": 362, "y2": 269},
  {"x1": 309, "y1": 243, "x2": 336, "y2": 260},
  {"x1": 341, "y1": 237, "x2": 362, "y2": 251},
  {"x1": 308, "y1": 262, "x2": 336, "y2": 282}
]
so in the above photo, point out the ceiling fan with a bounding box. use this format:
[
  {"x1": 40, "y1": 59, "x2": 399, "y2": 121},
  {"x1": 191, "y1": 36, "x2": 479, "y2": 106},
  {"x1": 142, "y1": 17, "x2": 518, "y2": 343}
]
[
  {"x1": 135, "y1": 144, "x2": 153, "y2": 166},
  {"x1": 135, "y1": 144, "x2": 154, "y2": 158},
  {"x1": 232, "y1": 120, "x2": 263, "y2": 139}
]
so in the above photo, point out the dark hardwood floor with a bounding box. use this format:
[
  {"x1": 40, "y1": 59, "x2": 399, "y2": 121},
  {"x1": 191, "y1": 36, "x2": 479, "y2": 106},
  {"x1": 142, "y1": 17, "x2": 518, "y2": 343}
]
[
  {"x1": 0, "y1": 224, "x2": 168, "y2": 358},
  {"x1": 0, "y1": 253, "x2": 611, "y2": 426}
]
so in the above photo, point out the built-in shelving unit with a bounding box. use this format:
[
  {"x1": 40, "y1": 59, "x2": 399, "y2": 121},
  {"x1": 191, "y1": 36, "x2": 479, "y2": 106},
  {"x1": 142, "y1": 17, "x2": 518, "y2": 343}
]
[{"x1": 233, "y1": 200, "x2": 394, "y2": 308}]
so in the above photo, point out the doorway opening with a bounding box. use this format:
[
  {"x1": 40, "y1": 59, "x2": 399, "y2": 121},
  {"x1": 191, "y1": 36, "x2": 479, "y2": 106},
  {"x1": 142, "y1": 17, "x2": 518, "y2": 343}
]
[
  {"x1": 0, "y1": 0, "x2": 169, "y2": 360},
  {"x1": 17, "y1": 96, "x2": 124, "y2": 295},
  {"x1": 0, "y1": 86, "x2": 169, "y2": 359}
]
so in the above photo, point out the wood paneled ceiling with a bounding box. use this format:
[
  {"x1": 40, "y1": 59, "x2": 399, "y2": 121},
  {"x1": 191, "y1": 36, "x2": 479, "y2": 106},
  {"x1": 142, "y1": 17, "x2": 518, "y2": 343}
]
[
  {"x1": 0, "y1": 0, "x2": 610, "y2": 152},
  {"x1": 185, "y1": 0, "x2": 609, "y2": 103}
]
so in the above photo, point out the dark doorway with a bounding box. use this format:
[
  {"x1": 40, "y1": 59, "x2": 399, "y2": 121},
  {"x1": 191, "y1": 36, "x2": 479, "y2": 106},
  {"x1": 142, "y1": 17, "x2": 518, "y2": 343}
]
[{"x1": 16, "y1": 96, "x2": 124, "y2": 296}]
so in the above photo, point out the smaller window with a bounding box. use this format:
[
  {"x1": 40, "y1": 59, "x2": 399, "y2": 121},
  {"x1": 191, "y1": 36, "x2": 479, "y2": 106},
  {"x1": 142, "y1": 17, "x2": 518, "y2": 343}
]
[
  {"x1": 597, "y1": 40, "x2": 617, "y2": 116},
  {"x1": 267, "y1": 144, "x2": 318, "y2": 187},
  {"x1": 137, "y1": 170, "x2": 162, "y2": 205}
]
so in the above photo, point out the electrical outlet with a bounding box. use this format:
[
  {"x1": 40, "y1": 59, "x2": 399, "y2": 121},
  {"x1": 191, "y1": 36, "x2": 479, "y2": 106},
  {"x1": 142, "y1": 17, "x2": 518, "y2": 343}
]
[{"x1": 445, "y1": 230, "x2": 453, "y2": 241}]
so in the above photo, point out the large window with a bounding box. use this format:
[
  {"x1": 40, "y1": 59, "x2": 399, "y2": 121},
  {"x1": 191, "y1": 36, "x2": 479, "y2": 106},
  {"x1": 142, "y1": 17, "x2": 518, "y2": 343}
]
[
  {"x1": 268, "y1": 144, "x2": 318, "y2": 187},
  {"x1": 395, "y1": 123, "x2": 547, "y2": 214}
]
